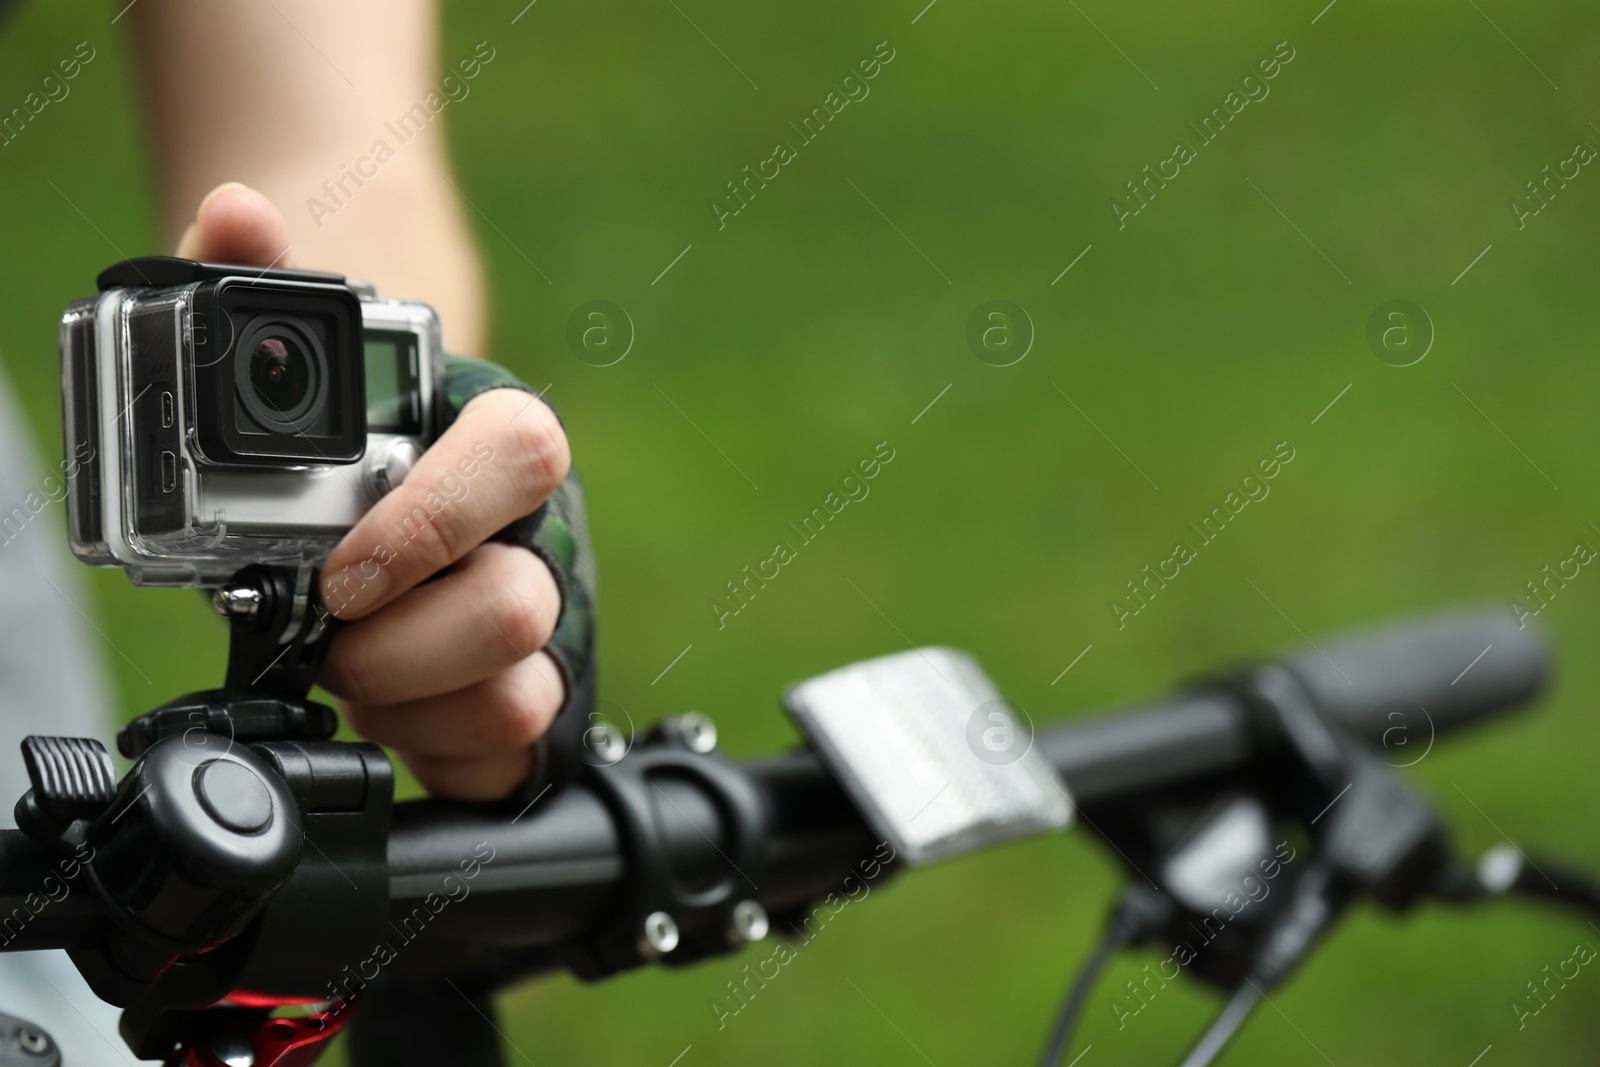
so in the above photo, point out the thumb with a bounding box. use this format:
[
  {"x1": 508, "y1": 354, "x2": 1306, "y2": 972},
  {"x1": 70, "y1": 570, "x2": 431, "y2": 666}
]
[{"x1": 174, "y1": 182, "x2": 294, "y2": 269}]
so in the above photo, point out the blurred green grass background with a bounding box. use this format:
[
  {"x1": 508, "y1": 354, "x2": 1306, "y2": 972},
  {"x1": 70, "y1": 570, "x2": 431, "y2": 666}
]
[{"x1": 4, "y1": 0, "x2": 1600, "y2": 1063}]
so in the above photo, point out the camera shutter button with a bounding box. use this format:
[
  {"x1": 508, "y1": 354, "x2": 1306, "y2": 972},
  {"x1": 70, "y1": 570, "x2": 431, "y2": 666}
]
[{"x1": 367, "y1": 439, "x2": 422, "y2": 498}]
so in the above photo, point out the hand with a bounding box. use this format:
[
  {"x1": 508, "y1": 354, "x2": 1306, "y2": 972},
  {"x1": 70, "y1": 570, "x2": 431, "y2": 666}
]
[{"x1": 177, "y1": 183, "x2": 571, "y2": 801}]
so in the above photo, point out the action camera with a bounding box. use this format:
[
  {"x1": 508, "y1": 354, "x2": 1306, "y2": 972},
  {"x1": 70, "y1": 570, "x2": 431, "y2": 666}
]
[{"x1": 60, "y1": 256, "x2": 442, "y2": 586}]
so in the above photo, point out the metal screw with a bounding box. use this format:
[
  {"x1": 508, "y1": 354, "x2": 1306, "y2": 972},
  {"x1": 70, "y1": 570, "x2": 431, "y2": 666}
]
[
  {"x1": 642, "y1": 910, "x2": 680, "y2": 955},
  {"x1": 1477, "y1": 843, "x2": 1523, "y2": 894},
  {"x1": 677, "y1": 712, "x2": 717, "y2": 754},
  {"x1": 585, "y1": 721, "x2": 628, "y2": 765},
  {"x1": 15, "y1": 1028, "x2": 49, "y2": 1056},
  {"x1": 212, "y1": 583, "x2": 264, "y2": 622},
  {"x1": 730, "y1": 899, "x2": 769, "y2": 943}
]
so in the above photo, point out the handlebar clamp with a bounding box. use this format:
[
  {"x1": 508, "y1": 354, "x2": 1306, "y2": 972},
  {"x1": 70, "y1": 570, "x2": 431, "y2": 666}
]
[{"x1": 566, "y1": 716, "x2": 770, "y2": 979}]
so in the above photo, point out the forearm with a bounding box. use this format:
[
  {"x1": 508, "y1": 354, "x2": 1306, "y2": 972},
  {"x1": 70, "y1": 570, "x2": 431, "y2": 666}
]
[{"x1": 129, "y1": 0, "x2": 486, "y2": 356}]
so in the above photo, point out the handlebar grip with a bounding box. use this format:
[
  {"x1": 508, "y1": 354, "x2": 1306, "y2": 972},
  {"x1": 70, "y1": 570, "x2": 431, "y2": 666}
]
[{"x1": 1280, "y1": 608, "x2": 1550, "y2": 742}]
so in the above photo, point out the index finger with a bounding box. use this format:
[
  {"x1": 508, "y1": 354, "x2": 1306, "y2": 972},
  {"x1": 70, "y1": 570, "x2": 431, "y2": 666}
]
[{"x1": 319, "y1": 388, "x2": 570, "y2": 619}]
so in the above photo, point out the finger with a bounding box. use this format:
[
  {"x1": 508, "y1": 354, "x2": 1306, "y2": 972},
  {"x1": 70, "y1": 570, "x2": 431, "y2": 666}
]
[
  {"x1": 173, "y1": 182, "x2": 294, "y2": 267},
  {"x1": 319, "y1": 389, "x2": 570, "y2": 619},
  {"x1": 319, "y1": 544, "x2": 560, "y2": 705},
  {"x1": 398, "y1": 748, "x2": 539, "y2": 802},
  {"x1": 340, "y1": 651, "x2": 565, "y2": 760}
]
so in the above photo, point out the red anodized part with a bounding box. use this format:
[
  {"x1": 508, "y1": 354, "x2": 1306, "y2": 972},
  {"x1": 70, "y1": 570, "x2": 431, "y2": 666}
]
[{"x1": 177, "y1": 1003, "x2": 352, "y2": 1067}]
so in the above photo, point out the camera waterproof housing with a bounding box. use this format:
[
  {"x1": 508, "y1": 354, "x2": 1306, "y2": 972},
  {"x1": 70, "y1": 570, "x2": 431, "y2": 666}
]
[{"x1": 61, "y1": 256, "x2": 442, "y2": 586}]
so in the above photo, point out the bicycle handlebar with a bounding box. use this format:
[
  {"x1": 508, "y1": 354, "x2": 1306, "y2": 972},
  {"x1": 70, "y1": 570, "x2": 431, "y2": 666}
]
[
  {"x1": 1049, "y1": 607, "x2": 1547, "y2": 805},
  {"x1": 1282, "y1": 609, "x2": 1547, "y2": 740},
  {"x1": 380, "y1": 607, "x2": 1546, "y2": 970},
  {"x1": 0, "y1": 608, "x2": 1549, "y2": 986}
]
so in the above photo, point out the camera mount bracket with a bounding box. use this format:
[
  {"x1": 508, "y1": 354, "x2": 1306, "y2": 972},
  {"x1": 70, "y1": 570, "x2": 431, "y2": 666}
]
[
  {"x1": 118, "y1": 564, "x2": 341, "y2": 759},
  {"x1": 217, "y1": 563, "x2": 334, "y2": 700}
]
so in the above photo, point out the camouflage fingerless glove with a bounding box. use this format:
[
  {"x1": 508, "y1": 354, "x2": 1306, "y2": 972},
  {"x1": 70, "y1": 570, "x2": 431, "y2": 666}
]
[{"x1": 443, "y1": 356, "x2": 597, "y2": 796}]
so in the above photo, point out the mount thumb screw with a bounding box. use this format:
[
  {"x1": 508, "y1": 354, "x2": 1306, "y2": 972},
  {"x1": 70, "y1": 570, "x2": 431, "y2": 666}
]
[{"x1": 213, "y1": 582, "x2": 265, "y2": 622}]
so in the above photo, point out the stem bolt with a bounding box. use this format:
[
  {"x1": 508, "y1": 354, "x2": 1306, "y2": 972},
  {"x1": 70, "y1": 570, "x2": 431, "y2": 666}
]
[
  {"x1": 676, "y1": 712, "x2": 718, "y2": 754},
  {"x1": 642, "y1": 910, "x2": 680, "y2": 956},
  {"x1": 730, "y1": 899, "x2": 769, "y2": 943},
  {"x1": 584, "y1": 721, "x2": 628, "y2": 766}
]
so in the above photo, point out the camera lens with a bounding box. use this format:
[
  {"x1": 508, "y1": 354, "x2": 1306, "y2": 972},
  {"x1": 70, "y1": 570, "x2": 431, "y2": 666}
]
[
  {"x1": 234, "y1": 317, "x2": 327, "y2": 432},
  {"x1": 249, "y1": 336, "x2": 312, "y2": 415},
  {"x1": 203, "y1": 283, "x2": 363, "y2": 467}
]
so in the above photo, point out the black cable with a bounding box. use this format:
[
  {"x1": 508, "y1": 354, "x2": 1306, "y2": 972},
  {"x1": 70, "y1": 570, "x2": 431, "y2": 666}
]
[
  {"x1": 1506, "y1": 852, "x2": 1600, "y2": 923},
  {"x1": 1037, "y1": 886, "x2": 1168, "y2": 1067},
  {"x1": 1447, "y1": 844, "x2": 1600, "y2": 921},
  {"x1": 1035, "y1": 919, "x2": 1127, "y2": 1067},
  {"x1": 1173, "y1": 860, "x2": 1341, "y2": 1067},
  {"x1": 1163, "y1": 844, "x2": 1600, "y2": 1067},
  {"x1": 1174, "y1": 982, "x2": 1263, "y2": 1067}
]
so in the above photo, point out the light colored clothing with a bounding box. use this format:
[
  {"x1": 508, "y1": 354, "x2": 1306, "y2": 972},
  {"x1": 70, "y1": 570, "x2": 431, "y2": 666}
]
[
  {"x1": 0, "y1": 374, "x2": 157, "y2": 1064},
  {"x1": 0, "y1": 379, "x2": 108, "y2": 818}
]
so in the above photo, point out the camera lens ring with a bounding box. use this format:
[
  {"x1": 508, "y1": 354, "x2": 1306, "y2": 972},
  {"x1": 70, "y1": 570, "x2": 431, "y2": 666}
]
[{"x1": 232, "y1": 315, "x2": 329, "y2": 432}]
